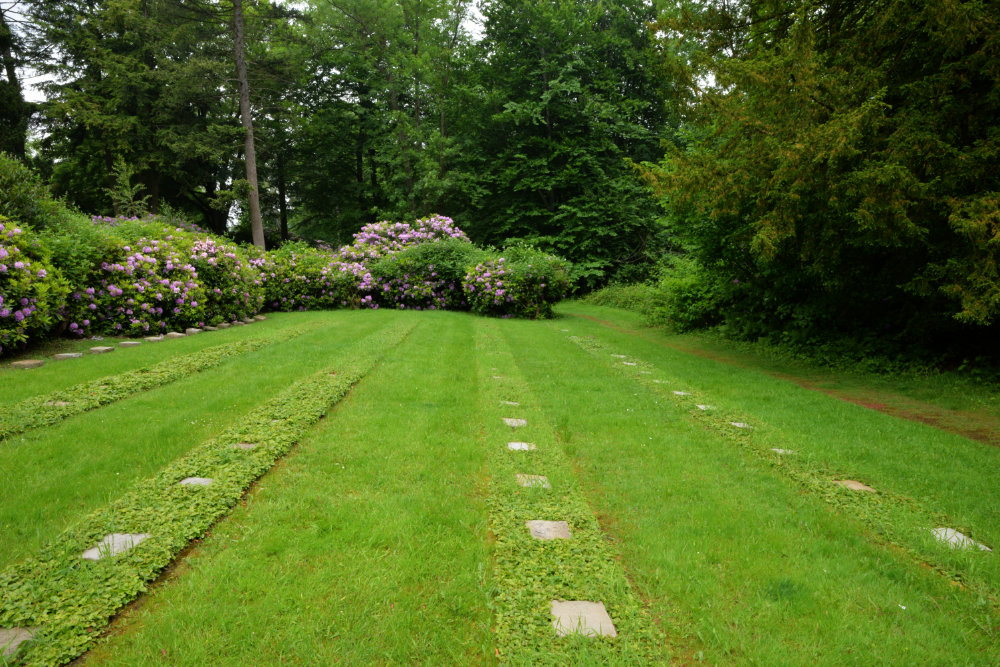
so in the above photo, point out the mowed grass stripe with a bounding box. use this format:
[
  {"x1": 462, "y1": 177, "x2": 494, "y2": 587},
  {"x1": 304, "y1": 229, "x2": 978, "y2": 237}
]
[
  {"x1": 82, "y1": 311, "x2": 493, "y2": 665},
  {"x1": 0, "y1": 321, "x2": 322, "y2": 442},
  {"x1": 0, "y1": 315, "x2": 298, "y2": 406},
  {"x1": 560, "y1": 322, "x2": 1000, "y2": 598},
  {"x1": 478, "y1": 319, "x2": 664, "y2": 665},
  {"x1": 503, "y1": 318, "x2": 1000, "y2": 664},
  {"x1": 558, "y1": 303, "x2": 1000, "y2": 546},
  {"x1": 0, "y1": 312, "x2": 391, "y2": 570},
  {"x1": 1, "y1": 317, "x2": 416, "y2": 666}
]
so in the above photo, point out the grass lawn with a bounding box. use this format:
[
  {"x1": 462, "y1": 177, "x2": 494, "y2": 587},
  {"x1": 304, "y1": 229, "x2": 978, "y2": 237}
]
[{"x1": 2, "y1": 307, "x2": 998, "y2": 665}]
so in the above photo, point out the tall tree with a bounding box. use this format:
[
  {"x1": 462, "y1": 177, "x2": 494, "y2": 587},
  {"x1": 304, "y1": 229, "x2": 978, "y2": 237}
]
[
  {"x1": 231, "y1": 0, "x2": 265, "y2": 248},
  {"x1": 0, "y1": 1, "x2": 33, "y2": 157}
]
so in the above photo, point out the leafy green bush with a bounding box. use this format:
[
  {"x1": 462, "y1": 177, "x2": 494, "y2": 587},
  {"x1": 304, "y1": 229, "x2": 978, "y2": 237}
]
[
  {"x1": 0, "y1": 218, "x2": 70, "y2": 354},
  {"x1": 463, "y1": 243, "x2": 572, "y2": 319},
  {"x1": 367, "y1": 238, "x2": 487, "y2": 310},
  {"x1": 0, "y1": 153, "x2": 77, "y2": 231},
  {"x1": 260, "y1": 242, "x2": 358, "y2": 311}
]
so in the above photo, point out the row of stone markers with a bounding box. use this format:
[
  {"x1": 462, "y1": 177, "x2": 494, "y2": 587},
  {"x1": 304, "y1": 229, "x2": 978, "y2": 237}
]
[
  {"x1": 562, "y1": 328, "x2": 994, "y2": 590},
  {"x1": 7, "y1": 315, "x2": 268, "y2": 371},
  {"x1": 0, "y1": 320, "x2": 321, "y2": 444},
  {"x1": 0, "y1": 321, "x2": 416, "y2": 664},
  {"x1": 475, "y1": 321, "x2": 664, "y2": 663}
]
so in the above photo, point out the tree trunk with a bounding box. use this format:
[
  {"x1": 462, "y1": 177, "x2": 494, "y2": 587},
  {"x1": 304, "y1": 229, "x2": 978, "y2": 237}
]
[
  {"x1": 277, "y1": 150, "x2": 288, "y2": 241},
  {"x1": 232, "y1": 0, "x2": 265, "y2": 249}
]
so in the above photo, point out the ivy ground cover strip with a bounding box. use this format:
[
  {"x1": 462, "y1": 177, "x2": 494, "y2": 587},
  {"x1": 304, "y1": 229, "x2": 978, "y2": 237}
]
[
  {"x1": 0, "y1": 320, "x2": 415, "y2": 666},
  {"x1": 560, "y1": 321, "x2": 1000, "y2": 606},
  {"x1": 0, "y1": 322, "x2": 321, "y2": 442},
  {"x1": 82, "y1": 311, "x2": 493, "y2": 665},
  {"x1": 0, "y1": 313, "x2": 392, "y2": 569},
  {"x1": 496, "y1": 317, "x2": 1000, "y2": 663},
  {"x1": 475, "y1": 319, "x2": 664, "y2": 664}
]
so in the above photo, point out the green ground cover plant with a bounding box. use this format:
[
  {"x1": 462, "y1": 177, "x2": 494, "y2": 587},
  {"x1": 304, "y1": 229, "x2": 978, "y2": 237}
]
[{"x1": 0, "y1": 316, "x2": 415, "y2": 665}]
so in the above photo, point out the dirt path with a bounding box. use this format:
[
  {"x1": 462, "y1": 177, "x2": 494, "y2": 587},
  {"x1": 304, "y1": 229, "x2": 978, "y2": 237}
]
[{"x1": 571, "y1": 313, "x2": 1000, "y2": 447}]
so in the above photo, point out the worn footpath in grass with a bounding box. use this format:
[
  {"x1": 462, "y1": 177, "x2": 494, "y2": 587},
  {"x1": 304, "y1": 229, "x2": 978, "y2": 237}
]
[
  {"x1": 1, "y1": 316, "x2": 415, "y2": 666},
  {"x1": 0, "y1": 315, "x2": 302, "y2": 406},
  {"x1": 476, "y1": 319, "x2": 664, "y2": 665},
  {"x1": 83, "y1": 312, "x2": 492, "y2": 665},
  {"x1": 502, "y1": 317, "x2": 1000, "y2": 664},
  {"x1": 556, "y1": 304, "x2": 1000, "y2": 576},
  {"x1": 0, "y1": 312, "x2": 390, "y2": 570}
]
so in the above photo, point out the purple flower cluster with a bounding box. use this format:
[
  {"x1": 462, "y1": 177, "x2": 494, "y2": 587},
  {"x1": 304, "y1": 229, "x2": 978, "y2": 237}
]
[
  {"x1": 338, "y1": 215, "x2": 469, "y2": 263},
  {"x1": 463, "y1": 249, "x2": 571, "y2": 319},
  {"x1": 0, "y1": 218, "x2": 69, "y2": 355},
  {"x1": 189, "y1": 237, "x2": 264, "y2": 323}
]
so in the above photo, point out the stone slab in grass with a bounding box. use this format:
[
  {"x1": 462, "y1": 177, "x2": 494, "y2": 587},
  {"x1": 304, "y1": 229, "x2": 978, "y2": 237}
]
[
  {"x1": 232, "y1": 442, "x2": 257, "y2": 450},
  {"x1": 242, "y1": 318, "x2": 254, "y2": 324},
  {"x1": 1, "y1": 627, "x2": 35, "y2": 658},
  {"x1": 44, "y1": 401, "x2": 71, "y2": 407},
  {"x1": 501, "y1": 400, "x2": 520, "y2": 406},
  {"x1": 81, "y1": 533, "x2": 151, "y2": 560},
  {"x1": 179, "y1": 477, "x2": 214, "y2": 486},
  {"x1": 526, "y1": 520, "x2": 571, "y2": 540},
  {"x1": 771, "y1": 448, "x2": 795, "y2": 455},
  {"x1": 932, "y1": 527, "x2": 992, "y2": 551},
  {"x1": 232, "y1": 321, "x2": 245, "y2": 326},
  {"x1": 89, "y1": 346, "x2": 115, "y2": 354},
  {"x1": 503, "y1": 417, "x2": 527, "y2": 428},
  {"x1": 144, "y1": 335, "x2": 164, "y2": 343},
  {"x1": 203, "y1": 326, "x2": 219, "y2": 331},
  {"x1": 217, "y1": 322, "x2": 231, "y2": 329},
  {"x1": 164, "y1": 332, "x2": 186, "y2": 339},
  {"x1": 833, "y1": 479, "x2": 876, "y2": 492},
  {"x1": 611, "y1": 354, "x2": 627, "y2": 358},
  {"x1": 696, "y1": 404, "x2": 712, "y2": 411},
  {"x1": 730, "y1": 422, "x2": 751, "y2": 429},
  {"x1": 622, "y1": 362, "x2": 637, "y2": 366},
  {"x1": 508, "y1": 441, "x2": 536, "y2": 451},
  {"x1": 119, "y1": 341, "x2": 142, "y2": 347},
  {"x1": 550, "y1": 600, "x2": 617, "y2": 638},
  {"x1": 516, "y1": 473, "x2": 551, "y2": 489},
  {"x1": 185, "y1": 328, "x2": 202, "y2": 335},
  {"x1": 254, "y1": 314, "x2": 267, "y2": 321},
  {"x1": 11, "y1": 359, "x2": 45, "y2": 369},
  {"x1": 54, "y1": 352, "x2": 83, "y2": 361},
  {"x1": 672, "y1": 390, "x2": 690, "y2": 396}
]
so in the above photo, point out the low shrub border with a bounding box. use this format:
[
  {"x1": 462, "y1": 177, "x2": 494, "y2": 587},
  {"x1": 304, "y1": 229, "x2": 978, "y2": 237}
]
[
  {"x1": 0, "y1": 322, "x2": 322, "y2": 443},
  {"x1": 475, "y1": 321, "x2": 662, "y2": 662},
  {"x1": 0, "y1": 320, "x2": 415, "y2": 666}
]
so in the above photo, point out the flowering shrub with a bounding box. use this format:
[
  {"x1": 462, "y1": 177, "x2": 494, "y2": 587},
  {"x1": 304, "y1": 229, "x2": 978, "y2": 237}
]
[
  {"x1": 366, "y1": 238, "x2": 486, "y2": 311},
  {"x1": 464, "y1": 245, "x2": 571, "y2": 319},
  {"x1": 189, "y1": 237, "x2": 264, "y2": 323},
  {"x1": 338, "y1": 214, "x2": 469, "y2": 263},
  {"x1": 0, "y1": 218, "x2": 69, "y2": 355},
  {"x1": 260, "y1": 243, "x2": 362, "y2": 311}
]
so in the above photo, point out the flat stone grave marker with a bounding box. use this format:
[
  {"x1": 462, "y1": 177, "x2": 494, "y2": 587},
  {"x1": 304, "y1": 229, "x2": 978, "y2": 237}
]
[
  {"x1": 179, "y1": 477, "x2": 214, "y2": 486},
  {"x1": 833, "y1": 479, "x2": 876, "y2": 492},
  {"x1": 611, "y1": 354, "x2": 627, "y2": 358},
  {"x1": 119, "y1": 341, "x2": 141, "y2": 347},
  {"x1": 622, "y1": 361, "x2": 637, "y2": 366},
  {"x1": 44, "y1": 401, "x2": 71, "y2": 407},
  {"x1": 203, "y1": 326, "x2": 219, "y2": 331},
  {"x1": 492, "y1": 375, "x2": 503, "y2": 379},
  {"x1": 232, "y1": 442, "x2": 257, "y2": 450},
  {"x1": 11, "y1": 359, "x2": 45, "y2": 369},
  {"x1": 932, "y1": 527, "x2": 991, "y2": 551},
  {"x1": 516, "y1": 473, "x2": 551, "y2": 489},
  {"x1": 185, "y1": 327, "x2": 202, "y2": 335},
  {"x1": 1, "y1": 627, "x2": 36, "y2": 658},
  {"x1": 254, "y1": 315, "x2": 267, "y2": 321},
  {"x1": 503, "y1": 417, "x2": 527, "y2": 428},
  {"x1": 164, "y1": 332, "x2": 186, "y2": 339},
  {"x1": 696, "y1": 404, "x2": 712, "y2": 410},
  {"x1": 217, "y1": 322, "x2": 231, "y2": 329},
  {"x1": 653, "y1": 379, "x2": 665, "y2": 384},
  {"x1": 54, "y1": 352, "x2": 83, "y2": 361},
  {"x1": 242, "y1": 318, "x2": 254, "y2": 324},
  {"x1": 89, "y1": 346, "x2": 114, "y2": 354},
  {"x1": 526, "y1": 520, "x2": 571, "y2": 540},
  {"x1": 81, "y1": 533, "x2": 151, "y2": 560},
  {"x1": 550, "y1": 600, "x2": 617, "y2": 638},
  {"x1": 508, "y1": 441, "x2": 536, "y2": 451},
  {"x1": 730, "y1": 422, "x2": 751, "y2": 429},
  {"x1": 561, "y1": 329, "x2": 569, "y2": 332},
  {"x1": 145, "y1": 335, "x2": 164, "y2": 343},
  {"x1": 771, "y1": 448, "x2": 795, "y2": 455},
  {"x1": 672, "y1": 390, "x2": 690, "y2": 396},
  {"x1": 232, "y1": 321, "x2": 245, "y2": 326},
  {"x1": 501, "y1": 400, "x2": 520, "y2": 406}
]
